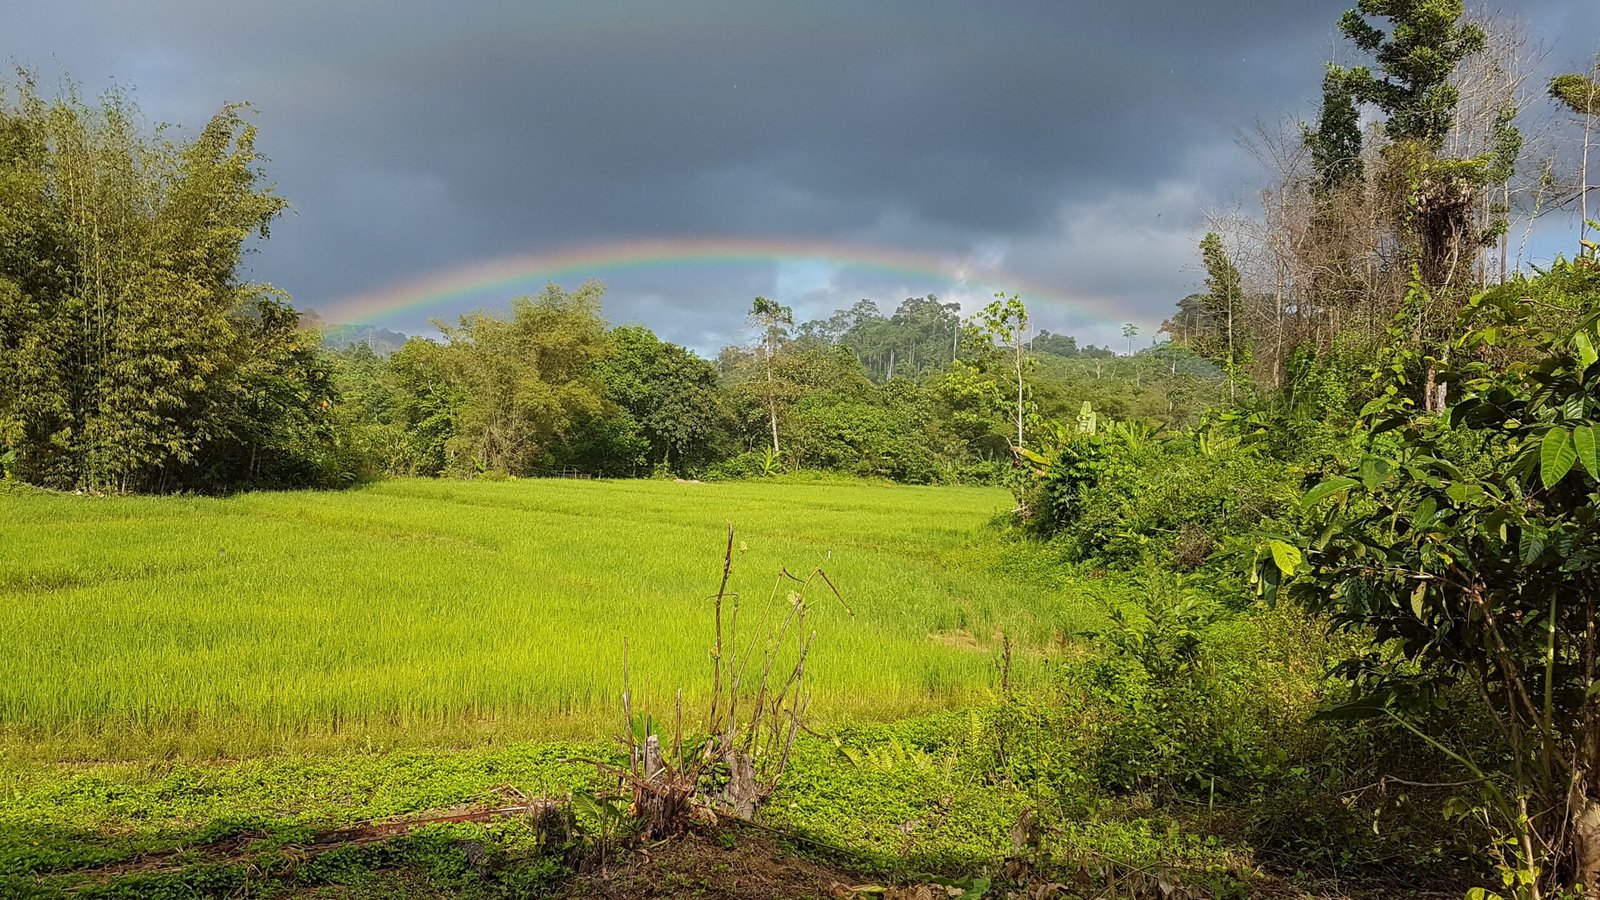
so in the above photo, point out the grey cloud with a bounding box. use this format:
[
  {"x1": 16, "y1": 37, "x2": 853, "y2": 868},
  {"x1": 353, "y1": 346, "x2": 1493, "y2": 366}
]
[{"x1": 5, "y1": 0, "x2": 1593, "y2": 354}]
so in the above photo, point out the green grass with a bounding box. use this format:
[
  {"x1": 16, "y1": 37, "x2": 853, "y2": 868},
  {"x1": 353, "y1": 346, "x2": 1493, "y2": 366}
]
[{"x1": 1, "y1": 478, "x2": 1090, "y2": 760}]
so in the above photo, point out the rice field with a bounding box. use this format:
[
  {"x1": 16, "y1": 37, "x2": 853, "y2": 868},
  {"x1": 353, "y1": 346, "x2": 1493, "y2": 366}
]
[{"x1": 0, "y1": 478, "x2": 1088, "y2": 760}]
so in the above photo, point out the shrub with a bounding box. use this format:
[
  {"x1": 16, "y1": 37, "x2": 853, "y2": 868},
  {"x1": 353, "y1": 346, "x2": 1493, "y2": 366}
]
[
  {"x1": 1020, "y1": 417, "x2": 1296, "y2": 568},
  {"x1": 699, "y1": 449, "x2": 772, "y2": 480},
  {"x1": 786, "y1": 395, "x2": 939, "y2": 483}
]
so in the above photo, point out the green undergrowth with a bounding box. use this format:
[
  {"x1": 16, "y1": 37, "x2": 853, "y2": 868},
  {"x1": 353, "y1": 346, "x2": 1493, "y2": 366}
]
[
  {"x1": 4, "y1": 721, "x2": 1256, "y2": 898},
  {"x1": 1, "y1": 742, "x2": 599, "y2": 897},
  {"x1": 2, "y1": 592, "x2": 1469, "y2": 897}
]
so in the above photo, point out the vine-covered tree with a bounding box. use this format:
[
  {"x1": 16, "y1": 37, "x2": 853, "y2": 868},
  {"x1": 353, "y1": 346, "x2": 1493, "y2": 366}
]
[
  {"x1": 1309, "y1": 65, "x2": 1366, "y2": 191},
  {"x1": 1194, "y1": 233, "x2": 1247, "y2": 400},
  {"x1": 1326, "y1": 1, "x2": 1522, "y2": 410},
  {"x1": 1334, "y1": 0, "x2": 1487, "y2": 149}
]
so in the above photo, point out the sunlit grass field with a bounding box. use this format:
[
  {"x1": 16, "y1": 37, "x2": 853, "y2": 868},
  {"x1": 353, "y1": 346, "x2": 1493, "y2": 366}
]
[{"x1": 1, "y1": 478, "x2": 1087, "y2": 760}]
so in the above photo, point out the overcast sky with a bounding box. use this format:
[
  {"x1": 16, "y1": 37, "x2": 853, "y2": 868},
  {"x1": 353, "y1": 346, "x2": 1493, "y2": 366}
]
[{"x1": 7, "y1": 1, "x2": 1599, "y2": 352}]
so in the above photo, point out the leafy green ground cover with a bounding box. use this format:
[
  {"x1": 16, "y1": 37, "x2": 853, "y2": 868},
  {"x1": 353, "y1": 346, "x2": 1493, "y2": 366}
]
[{"x1": 0, "y1": 718, "x2": 1261, "y2": 898}]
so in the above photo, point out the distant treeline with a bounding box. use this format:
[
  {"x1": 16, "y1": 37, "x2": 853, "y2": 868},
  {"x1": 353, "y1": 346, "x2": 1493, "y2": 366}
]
[{"x1": 319, "y1": 283, "x2": 1216, "y2": 485}]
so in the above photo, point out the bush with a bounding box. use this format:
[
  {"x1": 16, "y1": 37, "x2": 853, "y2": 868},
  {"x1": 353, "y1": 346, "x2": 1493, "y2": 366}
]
[
  {"x1": 1020, "y1": 421, "x2": 1295, "y2": 568},
  {"x1": 939, "y1": 457, "x2": 1012, "y2": 486},
  {"x1": 963, "y1": 580, "x2": 1473, "y2": 881},
  {"x1": 1058, "y1": 573, "x2": 1286, "y2": 796},
  {"x1": 700, "y1": 448, "x2": 775, "y2": 480},
  {"x1": 786, "y1": 395, "x2": 939, "y2": 483}
]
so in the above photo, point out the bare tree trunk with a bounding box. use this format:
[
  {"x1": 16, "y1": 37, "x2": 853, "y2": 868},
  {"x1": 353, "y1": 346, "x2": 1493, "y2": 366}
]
[
  {"x1": 1583, "y1": 101, "x2": 1594, "y2": 246},
  {"x1": 765, "y1": 340, "x2": 779, "y2": 455},
  {"x1": 1500, "y1": 180, "x2": 1510, "y2": 284},
  {"x1": 1014, "y1": 336, "x2": 1025, "y2": 449},
  {"x1": 1274, "y1": 271, "x2": 1285, "y2": 389},
  {"x1": 1573, "y1": 596, "x2": 1600, "y2": 897},
  {"x1": 1574, "y1": 771, "x2": 1600, "y2": 897},
  {"x1": 1518, "y1": 159, "x2": 1555, "y2": 273},
  {"x1": 1226, "y1": 300, "x2": 1236, "y2": 403}
]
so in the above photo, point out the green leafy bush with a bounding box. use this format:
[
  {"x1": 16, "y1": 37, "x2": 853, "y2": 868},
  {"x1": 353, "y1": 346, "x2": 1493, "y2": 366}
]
[
  {"x1": 1019, "y1": 414, "x2": 1296, "y2": 569},
  {"x1": 787, "y1": 394, "x2": 938, "y2": 482},
  {"x1": 699, "y1": 448, "x2": 771, "y2": 480}
]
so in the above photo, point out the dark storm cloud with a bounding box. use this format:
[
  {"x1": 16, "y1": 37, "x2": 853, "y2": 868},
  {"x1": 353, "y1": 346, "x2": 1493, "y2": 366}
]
[{"x1": 6, "y1": 0, "x2": 1596, "y2": 351}]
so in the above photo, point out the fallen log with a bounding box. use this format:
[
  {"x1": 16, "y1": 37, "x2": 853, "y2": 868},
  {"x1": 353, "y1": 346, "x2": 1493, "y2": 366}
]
[{"x1": 309, "y1": 799, "x2": 567, "y2": 844}]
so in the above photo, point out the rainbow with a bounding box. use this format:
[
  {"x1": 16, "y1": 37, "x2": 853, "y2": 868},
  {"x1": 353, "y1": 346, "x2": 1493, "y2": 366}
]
[{"x1": 318, "y1": 236, "x2": 1123, "y2": 328}]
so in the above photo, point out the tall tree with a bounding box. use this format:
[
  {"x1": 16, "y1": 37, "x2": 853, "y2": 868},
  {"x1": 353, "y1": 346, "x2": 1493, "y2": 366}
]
[
  {"x1": 1308, "y1": 65, "x2": 1366, "y2": 191},
  {"x1": 434, "y1": 281, "x2": 610, "y2": 475},
  {"x1": 1551, "y1": 63, "x2": 1600, "y2": 247},
  {"x1": 1334, "y1": 0, "x2": 1487, "y2": 150},
  {"x1": 887, "y1": 295, "x2": 963, "y2": 379},
  {"x1": 797, "y1": 295, "x2": 961, "y2": 382},
  {"x1": 0, "y1": 72, "x2": 328, "y2": 493},
  {"x1": 1199, "y1": 233, "x2": 1246, "y2": 401},
  {"x1": 748, "y1": 296, "x2": 794, "y2": 455},
  {"x1": 975, "y1": 292, "x2": 1031, "y2": 449},
  {"x1": 597, "y1": 325, "x2": 729, "y2": 472},
  {"x1": 1328, "y1": 1, "x2": 1522, "y2": 411},
  {"x1": 1032, "y1": 330, "x2": 1080, "y2": 358},
  {"x1": 384, "y1": 337, "x2": 462, "y2": 476}
]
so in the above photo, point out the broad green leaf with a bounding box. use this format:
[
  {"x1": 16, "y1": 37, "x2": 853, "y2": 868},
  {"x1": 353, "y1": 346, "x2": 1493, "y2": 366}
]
[
  {"x1": 1268, "y1": 540, "x2": 1302, "y2": 576},
  {"x1": 1257, "y1": 564, "x2": 1281, "y2": 602},
  {"x1": 1413, "y1": 497, "x2": 1437, "y2": 528},
  {"x1": 1302, "y1": 476, "x2": 1360, "y2": 508},
  {"x1": 1372, "y1": 414, "x2": 1409, "y2": 435},
  {"x1": 1577, "y1": 331, "x2": 1599, "y2": 370},
  {"x1": 1359, "y1": 457, "x2": 1381, "y2": 490},
  {"x1": 1520, "y1": 529, "x2": 1547, "y2": 566},
  {"x1": 1410, "y1": 582, "x2": 1426, "y2": 620},
  {"x1": 1541, "y1": 427, "x2": 1576, "y2": 489},
  {"x1": 1575, "y1": 425, "x2": 1599, "y2": 478},
  {"x1": 1358, "y1": 396, "x2": 1390, "y2": 418},
  {"x1": 1015, "y1": 447, "x2": 1050, "y2": 467},
  {"x1": 1312, "y1": 692, "x2": 1395, "y2": 721}
]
